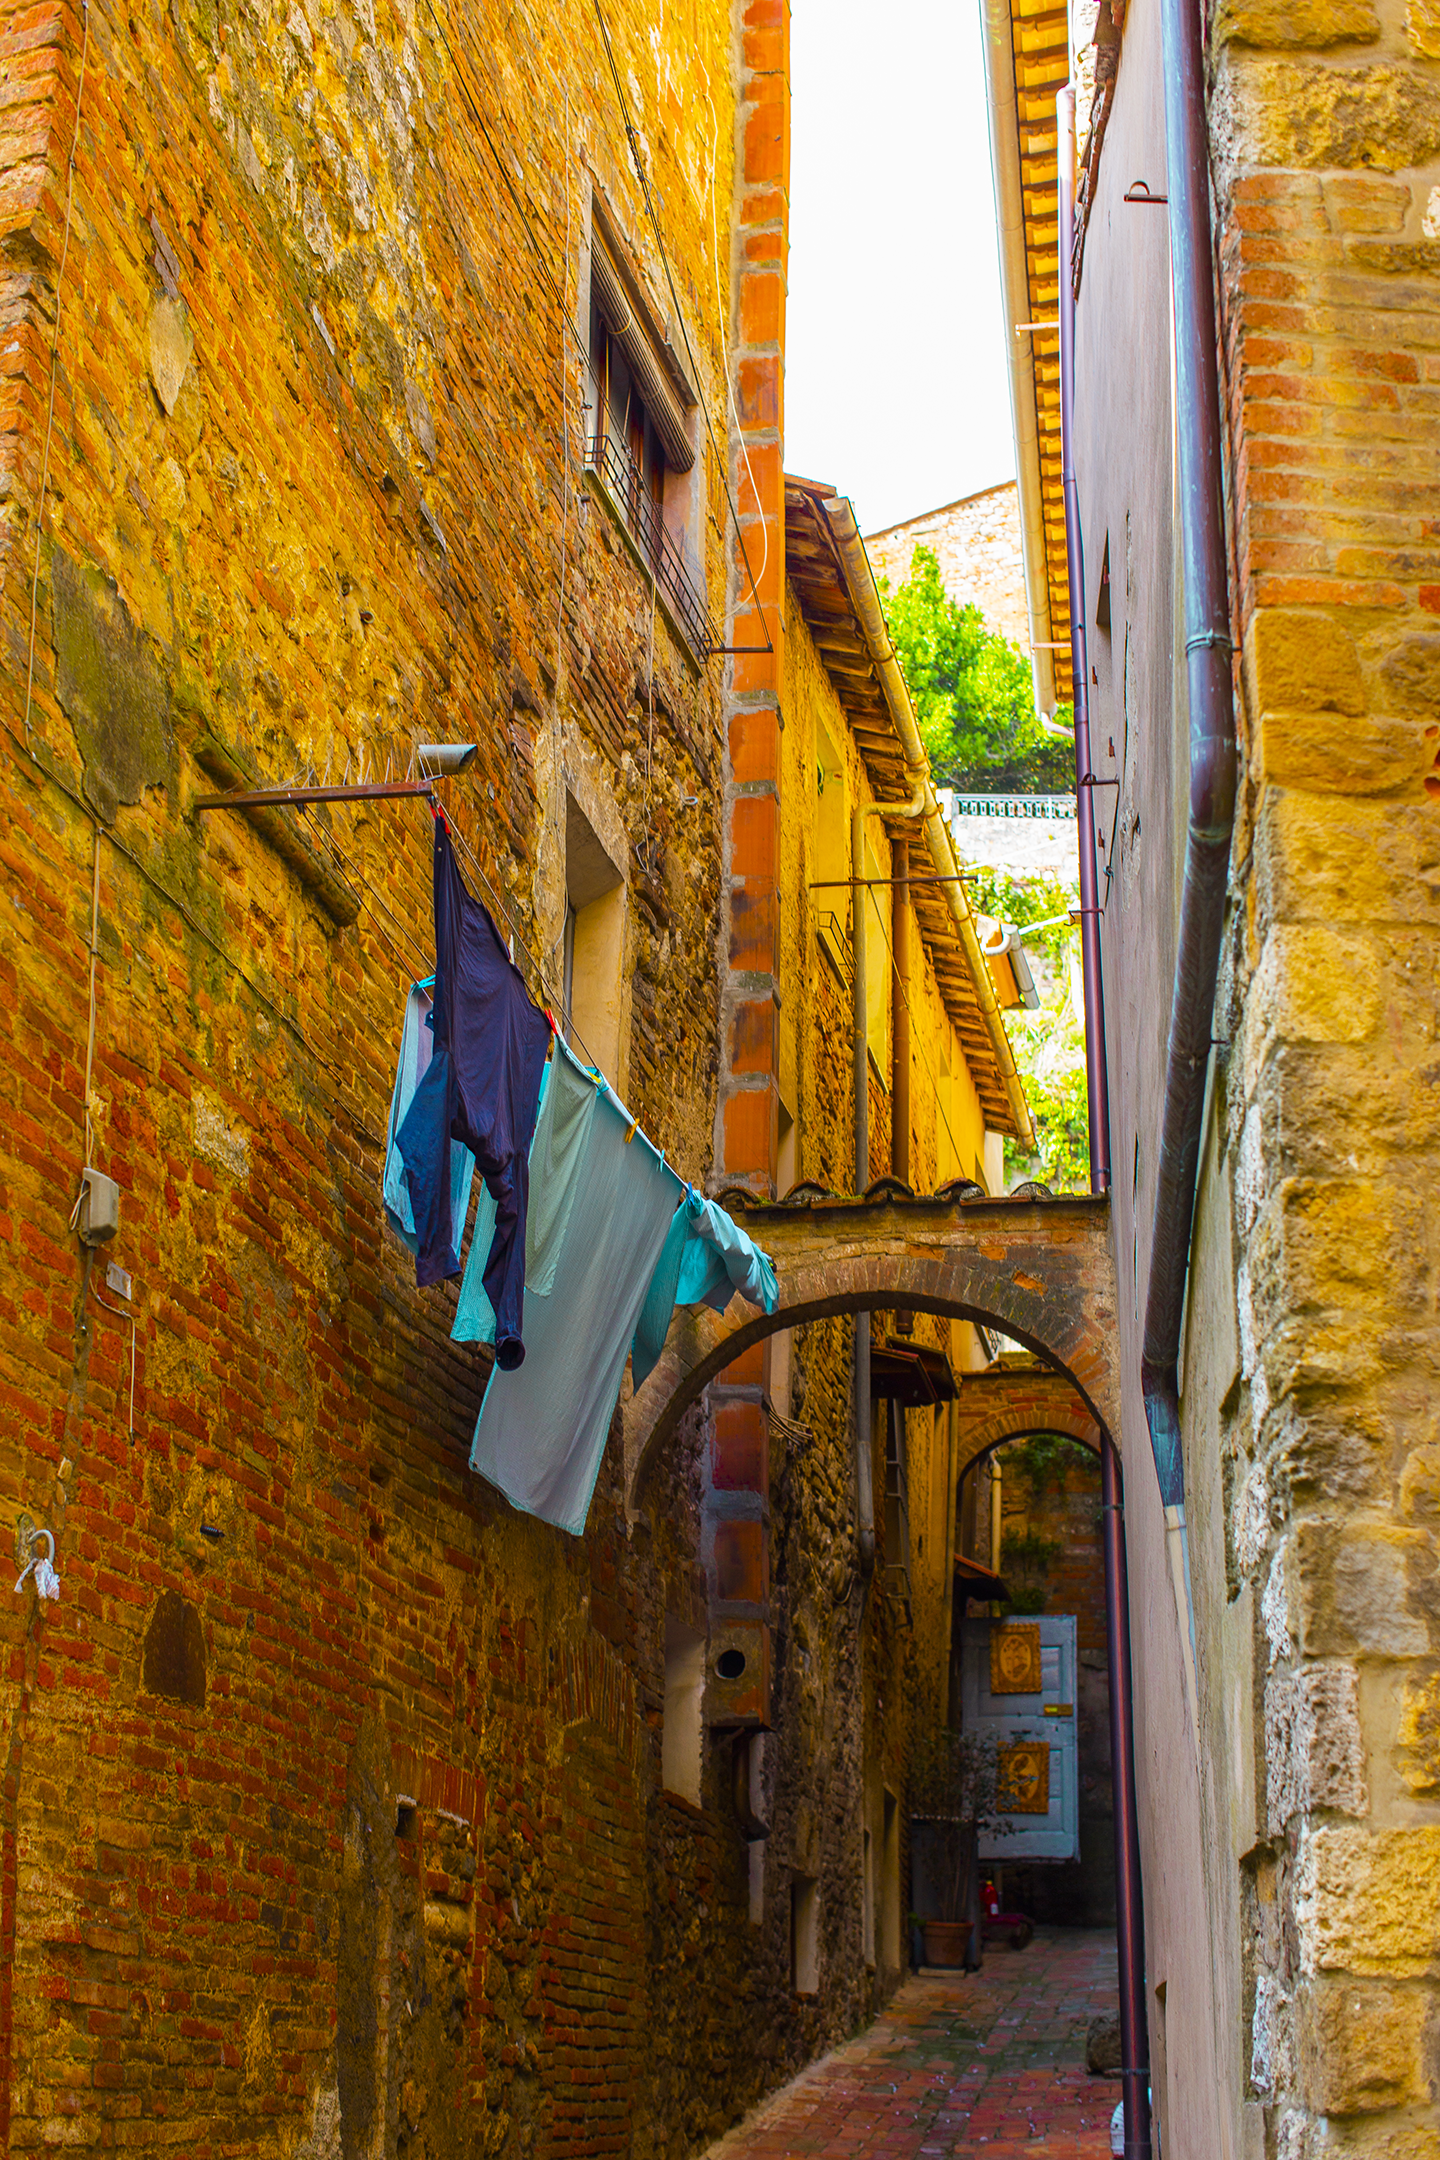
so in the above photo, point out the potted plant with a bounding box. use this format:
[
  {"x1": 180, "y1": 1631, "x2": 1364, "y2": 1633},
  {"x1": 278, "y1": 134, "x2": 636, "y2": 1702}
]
[{"x1": 910, "y1": 1721, "x2": 1007, "y2": 1970}]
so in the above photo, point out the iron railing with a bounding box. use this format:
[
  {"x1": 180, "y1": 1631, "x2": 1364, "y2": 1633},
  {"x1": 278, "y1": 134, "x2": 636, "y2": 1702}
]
[
  {"x1": 950, "y1": 792, "x2": 1077, "y2": 820},
  {"x1": 588, "y1": 430, "x2": 718, "y2": 660}
]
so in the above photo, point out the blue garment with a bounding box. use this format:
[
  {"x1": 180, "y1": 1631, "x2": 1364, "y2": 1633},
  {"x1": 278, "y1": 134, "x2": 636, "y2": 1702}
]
[
  {"x1": 397, "y1": 818, "x2": 550, "y2": 1366},
  {"x1": 630, "y1": 1192, "x2": 779, "y2": 1388},
  {"x1": 452, "y1": 1045, "x2": 598, "y2": 1343},
  {"x1": 470, "y1": 1047, "x2": 680, "y2": 1534},
  {"x1": 383, "y1": 980, "x2": 476, "y2": 1260}
]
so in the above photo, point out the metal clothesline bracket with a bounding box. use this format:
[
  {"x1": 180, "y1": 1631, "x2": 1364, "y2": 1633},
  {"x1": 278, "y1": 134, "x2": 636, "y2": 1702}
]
[
  {"x1": 807, "y1": 874, "x2": 968, "y2": 891},
  {"x1": 1124, "y1": 180, "x2": 1168, "y2": 204},
  {"x1": 195, "y1": 780, "x2": 441, "y2": 810}
]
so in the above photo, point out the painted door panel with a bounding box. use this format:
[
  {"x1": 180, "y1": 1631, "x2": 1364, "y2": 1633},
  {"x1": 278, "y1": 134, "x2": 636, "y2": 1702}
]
[{"x1": 961, "y1": 1615, "x2": 1079, "y2": 1861}]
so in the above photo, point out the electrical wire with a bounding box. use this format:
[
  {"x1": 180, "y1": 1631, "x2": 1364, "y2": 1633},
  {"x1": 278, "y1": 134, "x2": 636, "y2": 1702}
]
[
  {"x1": 589, "y1": 0, "x2": 773, "y2": 652},
  {"x1": 21, "y1": 0, "x2": 89, "y2": 759},
  {"x1": 420, "y1": 0, "x2": 589, "y2": 355},
  {"x1": 298, "y1": 805, "x2": 433, "y2": 982}
]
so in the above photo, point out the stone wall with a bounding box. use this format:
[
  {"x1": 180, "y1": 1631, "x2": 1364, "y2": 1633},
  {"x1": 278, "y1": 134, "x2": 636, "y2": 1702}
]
[
  {"x1": 864, "y1": 484, "x2": 1029, "y2": 648},
  {"x1": 1072, "y1": 0, "x2": 1440, "y2": 2145},
  {"x1": 1206, "y1": 5, "x2": 1440, "y2": 2147},
  {"x1": 0, "y1": 0, "x2": 955, "y2": 2149}
]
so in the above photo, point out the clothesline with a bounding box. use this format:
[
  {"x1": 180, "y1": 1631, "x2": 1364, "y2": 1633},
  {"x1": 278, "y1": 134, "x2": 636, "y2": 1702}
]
[{"x1": 383, "y1": 815, "x2": 779, "y2": 1536}]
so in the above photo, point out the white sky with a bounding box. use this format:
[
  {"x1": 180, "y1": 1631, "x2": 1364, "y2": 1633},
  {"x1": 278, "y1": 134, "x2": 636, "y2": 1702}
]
[{"x1": 785, "y1": 0, "x2": 1015, "y2": 538}]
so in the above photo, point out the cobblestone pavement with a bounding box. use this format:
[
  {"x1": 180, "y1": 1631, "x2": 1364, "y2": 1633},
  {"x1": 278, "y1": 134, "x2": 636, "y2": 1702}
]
[{"x1": 710, "y1": 1930, "x2": 1120, "y2": 2159}]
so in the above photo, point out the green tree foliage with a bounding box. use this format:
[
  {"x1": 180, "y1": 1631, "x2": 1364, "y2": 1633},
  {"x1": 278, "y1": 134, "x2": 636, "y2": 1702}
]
[
  {"x1": 968, "y1": 868, "x2": 1090, "y2": 1193},
  {"x1": 881, "y1": 546, "x2": 1074, "y2": 794}
]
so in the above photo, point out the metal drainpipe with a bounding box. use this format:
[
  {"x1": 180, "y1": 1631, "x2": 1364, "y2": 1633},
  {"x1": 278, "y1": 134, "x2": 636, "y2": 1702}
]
[
  {"x1": 1102, "y1": 1440, "x2": 1153, "y2": 2160},
  {"x1": 891, "y1": 836, "x2": 915, "y2": 1339},
  {"x1": 1142, "y1": 0, "x2": 1238, "y2": 1678},
  {"x1": 1058, "y1": 86, "x2": 1153, "y2": 2160},
  {"x1": 891, "y1": 835, "x2": 911, "y2": 1188},
  {"x1": 852, "y1": 802, "x2": 875, "y2": 1582},
  {"x1": 1057, "y1": 87, "x2": 1112, "y2": 1198}
]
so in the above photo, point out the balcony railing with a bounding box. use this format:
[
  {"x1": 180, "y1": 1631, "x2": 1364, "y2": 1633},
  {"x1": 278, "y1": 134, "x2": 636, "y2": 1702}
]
[
  {"x1": 588, "y1": 429, "x2": 719, "y2": 661},
  {"x1": 950, "y1": 792, "x2": 1077, "y2": 820}
]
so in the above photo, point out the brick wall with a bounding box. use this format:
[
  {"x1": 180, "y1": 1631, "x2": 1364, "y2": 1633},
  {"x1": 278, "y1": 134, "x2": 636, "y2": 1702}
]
[{"x1": 0, "y1": 0, "x2": 939, "y2": 2150}]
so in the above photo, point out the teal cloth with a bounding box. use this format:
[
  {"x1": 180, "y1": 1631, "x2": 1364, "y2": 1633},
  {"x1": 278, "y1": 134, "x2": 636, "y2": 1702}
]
[
  {"x1": 470, "y1": 1045, "x2": 680, "y2": 1534},
  {"x1": 384, "y1": 979, "x2": 475, "y2": 1264},
  {"x1": 630, "y1": 1192, "x2": 779, "y2": 1389},
  {"x1": 452, "y1": 1047, "x2": 597, "y2": 1343}
]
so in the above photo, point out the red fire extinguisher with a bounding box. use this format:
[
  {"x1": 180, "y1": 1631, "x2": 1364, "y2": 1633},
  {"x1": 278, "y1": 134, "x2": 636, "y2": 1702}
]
[{"x1": 983, "y1": 1878, "x2": 1001, "y2": 1920}]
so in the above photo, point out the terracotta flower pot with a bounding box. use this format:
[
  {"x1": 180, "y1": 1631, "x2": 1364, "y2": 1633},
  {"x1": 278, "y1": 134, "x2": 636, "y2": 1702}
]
[{"x1": 922, "y1": 1919, "x2": 973, "y2": 1968}]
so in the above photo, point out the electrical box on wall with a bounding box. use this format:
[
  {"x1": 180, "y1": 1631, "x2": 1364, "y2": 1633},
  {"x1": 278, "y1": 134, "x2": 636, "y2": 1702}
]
[{"x1": 77, "y1": 1168, "x2": 120, "y2": 1246}]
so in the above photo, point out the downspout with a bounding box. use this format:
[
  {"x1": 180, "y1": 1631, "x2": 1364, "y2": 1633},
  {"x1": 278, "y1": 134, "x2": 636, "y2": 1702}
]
[
  {"x1": 852, "y1": 802, "x2": 875, "y2": 1584},
  {"x1": 1143, "y1": 0, "x2": 1238, "y2": 1700},
  {"x1": 891, "y1": 835, "x2": 911, "y2": 1191},
  {"x1": 1056, "y1": 88, "x2": 1112, "y2": 1197},
  {"x1": 1058, "y1": 88, "x2": 1150, "y2": 2160},
  {"x1": 980, "y1": 0, "x2": 1059, "y2": 719},
  {"x1": 1102, "y1": 1440, "x2": 1153, "y2": 2160},
  {"x1": 825, "y1": 497, "x2": 1036, "y2": 1152}
]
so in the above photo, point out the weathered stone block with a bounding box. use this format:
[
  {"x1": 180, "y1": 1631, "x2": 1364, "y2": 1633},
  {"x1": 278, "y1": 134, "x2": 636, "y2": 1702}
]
[
  {"x1": 1296, "y1": 1978, "x2": 1427, "y2": 2110},
  {"x1": 1217, "y1": 60, "x2": 1440, "y2": 173},
  {"x1": 1214, "y1": 0, "x2": 1379, "y2": 45},
  {"x1": 1252, "y1": 926, "x2": 1379, "y2": 1043},
  {"x1": 1248, "y1": 610, "x2": 1365, "y2": 716},
  {"x1": 1295, "y1": 1517, "x2": 1433, "y2": 1658},
  {"x1": 1298, "y1": 1825, "x2": 1440, "y2": 1974},
  {"x1": 1397, "y1": 1668, "x2": 1440, "y2": 1792},
  {"x1": 1381, "y1": 636, "x2": 1440, "y2": 720},
  {"x1": 1265, "y1": 1660, "x2": 1367, "y2": 1832},
  {"x1": 1408, "y1": 0, "x2": 1440, "y2": 57}
]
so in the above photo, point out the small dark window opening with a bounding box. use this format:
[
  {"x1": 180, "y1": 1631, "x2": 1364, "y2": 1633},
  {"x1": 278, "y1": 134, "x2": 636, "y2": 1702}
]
[
  {"x1": 1095, "y1": 536, "x2": 1112, "y2": 634},
  {"x1": 589, "y1": 301, "x2": 668, "y2": 575}
]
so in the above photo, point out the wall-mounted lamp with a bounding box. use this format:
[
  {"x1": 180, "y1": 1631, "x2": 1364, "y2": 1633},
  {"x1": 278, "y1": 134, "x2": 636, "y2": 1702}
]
[{"x1": 416, "y1": 742, "x2": 478, "y2": 777}]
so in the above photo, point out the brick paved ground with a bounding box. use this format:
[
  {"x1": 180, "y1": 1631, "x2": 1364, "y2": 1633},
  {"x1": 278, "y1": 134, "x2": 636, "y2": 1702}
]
[{"x1": 709, "y1": 1930, "x2": 1120, "y2": 2159}]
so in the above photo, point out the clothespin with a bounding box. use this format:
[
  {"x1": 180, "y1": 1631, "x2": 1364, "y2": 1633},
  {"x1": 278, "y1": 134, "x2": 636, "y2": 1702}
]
[{"x1": 624, "y1": 1115, "x2": 640, "y2": 1144}]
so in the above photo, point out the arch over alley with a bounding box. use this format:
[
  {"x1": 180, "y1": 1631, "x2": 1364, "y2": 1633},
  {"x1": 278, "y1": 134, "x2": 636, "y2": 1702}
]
[
  {"x1": 625, "y1": 1191, "x2": 1117, "y2": 1510},
  {"x1": 951, "y1": 1368, "x2": 1104, "y2": 1486}
]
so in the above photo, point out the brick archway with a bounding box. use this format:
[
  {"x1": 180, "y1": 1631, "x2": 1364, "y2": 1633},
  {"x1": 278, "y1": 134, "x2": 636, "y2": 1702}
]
[
  {"x1": 624, "y1": 1193, "x2": 1116, "y2": 1511},
  {"x1": 950, "y1": 1369, "x2": 1104, "y2": 1489}
]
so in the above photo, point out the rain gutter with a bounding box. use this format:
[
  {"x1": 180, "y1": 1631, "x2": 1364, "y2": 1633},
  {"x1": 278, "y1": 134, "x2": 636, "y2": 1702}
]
[
  {"x1": 979, "y1": 0, "x2": 1060, "y2": 719},
  {"x1": 1057, "y1": 87, "x2": 1113, "y2": 1197},
  {"x1": 1142, "y1": 0, "x2": 1237, "y2": 1698},
  {"x1": 823, "y1": 496, "x2": 1036, "y2": 1152}
]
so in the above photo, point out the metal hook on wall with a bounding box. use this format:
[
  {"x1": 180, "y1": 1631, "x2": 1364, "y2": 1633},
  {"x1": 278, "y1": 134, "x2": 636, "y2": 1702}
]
[{"x1": 13, "y1": 1525, "x2": 60, "y2": 1600}]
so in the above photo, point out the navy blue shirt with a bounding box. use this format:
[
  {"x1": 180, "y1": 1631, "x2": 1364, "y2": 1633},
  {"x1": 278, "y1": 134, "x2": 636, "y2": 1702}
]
[{"x1": 397, "y1": 817, "x2": 550, "y2": 1366}]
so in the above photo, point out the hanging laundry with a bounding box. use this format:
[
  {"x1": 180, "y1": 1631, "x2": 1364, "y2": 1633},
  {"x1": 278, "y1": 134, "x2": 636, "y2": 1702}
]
[
  {"x1": 397, "y1": 817, "x2": 550, "y2": 1367},
  {"x1": 630, "y1": 1190, "x2": 779, "y2": 1389},
  {"x1": 452, "y1": 1040, "x2": 597, "y2": 1344},
  {"x1": 470, "y1": 1047, "x2": 679, "y2": 1534},
  {"x1": 383, "y1": 978, "x2": 477, "y2": 1259}
]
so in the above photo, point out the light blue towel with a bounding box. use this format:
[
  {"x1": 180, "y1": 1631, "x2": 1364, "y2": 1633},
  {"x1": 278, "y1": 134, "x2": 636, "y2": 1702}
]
[
  {"x1": 470, "y1": 1045, "x2": 681, "y2": 1534},
  {"x1": 630, "y1": 1192, "x2": 779, "y2": 1389},
  {"x1": 452, "y1": 1046, "x2": 597, "y2": 1343},
  {"x1": 384, "y1": 980, "x2": 475, "y2": 1263}
]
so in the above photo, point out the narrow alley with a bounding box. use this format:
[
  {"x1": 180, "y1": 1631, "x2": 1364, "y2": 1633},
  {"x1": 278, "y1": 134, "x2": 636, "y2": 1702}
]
[{"x1": 705, "y1": 1935, "x2": 1119, "y2": 2160}]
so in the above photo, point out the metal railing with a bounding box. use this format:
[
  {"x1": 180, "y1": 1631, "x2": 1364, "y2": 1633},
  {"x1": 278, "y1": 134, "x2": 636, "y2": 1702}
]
[
  {"x1": 950, "y1": 792, "x2": 1077, "y2": 820},
  {"x1": 587, "y1": 430, "x2": 718, "y2": 660}
]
